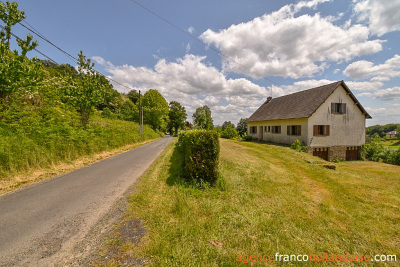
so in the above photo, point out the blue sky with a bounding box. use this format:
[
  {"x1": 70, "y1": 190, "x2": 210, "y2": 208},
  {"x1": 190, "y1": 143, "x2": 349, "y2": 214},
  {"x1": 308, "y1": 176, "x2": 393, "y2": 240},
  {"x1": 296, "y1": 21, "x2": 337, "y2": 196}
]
[{"x1": 6, "y1": 0, "x2": 400, "y2": 126}]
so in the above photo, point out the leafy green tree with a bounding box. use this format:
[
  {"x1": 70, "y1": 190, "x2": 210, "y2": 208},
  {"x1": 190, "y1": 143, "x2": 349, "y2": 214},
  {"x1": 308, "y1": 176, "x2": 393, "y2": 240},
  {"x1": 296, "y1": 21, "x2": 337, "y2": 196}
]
[
  {"x1": 16, "y1": 33, "x2": 38, "y2": 57},
  {"x1": 119, "y1": 99, "x2": 138, "y2": 121},
  {"x1": 192, "y1": 105, "x2": 214, "y2": 130},
  {"x1": 0, "y1": 1, "x2": 40, "y2": 102},
  {"x1": 0, "y1": 0, "x2": 25, "y2": 48},
  {"x1": 67, "y1": 51, "x2": 105, "y2": 127},
  {"x1": 397, "y1": 125, "x2": 400, "y2": 140},
  {"x1": 221, "y1": 127, "x2": 239, "y2": 139},
  {"x1": 168, "y1": 101, "x2": 187, "y2": 135},
  {"x1": 222, "y1": 121, "x2": 235, "y2": 130},
  {"x1": 127, "y1": 89, "x2": 140, "y2": 105},
  {"x1": 236, "y1": 118, "x2": 248, "y2": 137},
  {"x1": 142, "y1": 89, "x2": 169, "y2": 131}
]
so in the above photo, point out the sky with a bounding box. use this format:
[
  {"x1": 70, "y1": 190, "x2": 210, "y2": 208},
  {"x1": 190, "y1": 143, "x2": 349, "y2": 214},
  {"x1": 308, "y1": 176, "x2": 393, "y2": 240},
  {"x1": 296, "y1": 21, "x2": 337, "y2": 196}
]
[{"x1": 6, "y1": 0, "x2": 400, "y2": 126}]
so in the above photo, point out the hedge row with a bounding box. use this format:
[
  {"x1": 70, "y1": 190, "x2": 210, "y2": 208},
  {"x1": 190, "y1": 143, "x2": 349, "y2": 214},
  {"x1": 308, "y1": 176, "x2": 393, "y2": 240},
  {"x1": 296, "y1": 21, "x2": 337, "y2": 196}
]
[{"x1": 177, "y1": 130, "x2": 220, "y2": 185}]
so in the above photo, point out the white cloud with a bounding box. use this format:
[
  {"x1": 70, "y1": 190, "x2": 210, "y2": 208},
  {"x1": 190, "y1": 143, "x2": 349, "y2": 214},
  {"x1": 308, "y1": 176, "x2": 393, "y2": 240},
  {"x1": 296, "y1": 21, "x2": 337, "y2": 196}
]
[
  {"x1": 354, "y1": 0, "x2": 400, "y2": 36},
  {"x1": 93, "y1": 55, "x2": 267, "y2": 125},
  {"x1": 200, "y1": 1, "x2": 383, "y2": 79},
  {"x1": 359, "y1": 86, "x2": 400, "y2": 100},
  {"x1": 346, "y1": 81, "x2": 383, "y2": 91},
  {"x1": 188, "y1": 26, "x2": 195, "y2": 34},
  {"x1": 365, "y1": 107, "x2": 386, "y2": 114},
  {"x1": 185, "y1": 43, "x2": 191, "y2": 53},
  {"x1": 343, "y1": 54, "x2": 400, "y2": 80},
  {"x1": 364, "y1": 105, "x2": 400, "y2": 125},
  {"x1": 273, "y1": 79, "x2": 335, "y2": 96}
]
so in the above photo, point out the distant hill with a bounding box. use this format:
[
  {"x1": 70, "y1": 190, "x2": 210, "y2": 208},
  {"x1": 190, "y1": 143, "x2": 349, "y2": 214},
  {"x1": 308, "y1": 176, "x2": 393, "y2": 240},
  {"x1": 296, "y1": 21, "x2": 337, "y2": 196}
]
[{"x1": 366, "y1": 124, "x2": 400, "y2": 138}]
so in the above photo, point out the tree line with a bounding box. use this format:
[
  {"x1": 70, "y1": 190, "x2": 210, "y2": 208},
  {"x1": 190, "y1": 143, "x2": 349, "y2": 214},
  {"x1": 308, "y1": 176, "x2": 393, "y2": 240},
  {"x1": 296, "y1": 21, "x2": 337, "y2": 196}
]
[
  {"x1": 366, "y1": 124, "x2": 400, "y2": 139},
  {"x1": 1, "y1": 1, "x2": 249, "y2": 138}
]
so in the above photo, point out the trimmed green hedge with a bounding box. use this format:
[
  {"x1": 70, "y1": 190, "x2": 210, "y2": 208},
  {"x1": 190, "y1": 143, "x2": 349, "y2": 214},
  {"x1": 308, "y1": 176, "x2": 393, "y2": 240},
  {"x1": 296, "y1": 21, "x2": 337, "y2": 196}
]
[{"x1": 177, "y1": 130, "x2": 220, "y2": 185}]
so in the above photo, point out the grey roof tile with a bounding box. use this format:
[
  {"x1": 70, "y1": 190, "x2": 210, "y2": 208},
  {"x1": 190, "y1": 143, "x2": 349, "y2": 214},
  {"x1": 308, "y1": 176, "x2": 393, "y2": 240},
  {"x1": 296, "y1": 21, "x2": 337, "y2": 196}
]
[{"x1": 247, "y1": 81, "x2": 371, "y2": 122}]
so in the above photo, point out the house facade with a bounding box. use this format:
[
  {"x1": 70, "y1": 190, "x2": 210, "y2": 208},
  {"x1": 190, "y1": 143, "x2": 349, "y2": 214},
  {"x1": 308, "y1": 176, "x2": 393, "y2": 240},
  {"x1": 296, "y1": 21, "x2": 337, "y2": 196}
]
[
  {"x1": 385, "y1": 131, "x2": 398, "y2": 138},
  {"x1": 247, "y1": 81, "x2": 371, "y2": 161}
]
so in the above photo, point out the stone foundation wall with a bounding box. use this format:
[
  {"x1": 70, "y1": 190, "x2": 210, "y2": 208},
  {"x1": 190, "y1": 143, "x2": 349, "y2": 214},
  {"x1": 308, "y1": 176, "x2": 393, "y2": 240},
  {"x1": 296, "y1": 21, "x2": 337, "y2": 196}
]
[
  {"x1": 308, "y1": 146, "x2": 349, "y2": 161},
  {"x1": 328, "y1": 146, "x2": 346, "y2": 161}
]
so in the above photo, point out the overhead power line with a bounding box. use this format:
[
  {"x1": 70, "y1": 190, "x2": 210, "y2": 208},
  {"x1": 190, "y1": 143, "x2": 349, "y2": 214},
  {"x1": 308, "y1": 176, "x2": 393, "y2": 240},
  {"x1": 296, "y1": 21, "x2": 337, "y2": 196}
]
[
  {"x1": 18, "y1": 21, "x2": 79, "y2": 63},
  {"x1": 0, "y1": 24, "x2": 58, "y2": 64},
  {"x1": 18, "y1": 20, "x2": 136, "y2": 91},
  {"x1": 127, "y1": 0, "x2": 281, "y2": 86}
]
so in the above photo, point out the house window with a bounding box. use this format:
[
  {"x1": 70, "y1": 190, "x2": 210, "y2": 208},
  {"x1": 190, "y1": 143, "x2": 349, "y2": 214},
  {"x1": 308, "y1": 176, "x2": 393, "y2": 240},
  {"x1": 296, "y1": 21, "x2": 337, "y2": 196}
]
[
  {"x1": 313, "y1": 125, "x2": 330, "y2": 136},
  {"x1": 271, "y1": 126, "x2": 281, "y2": 134},
  {"x1": 331, "y1": 103, "x2": 346, "y2": 114},
  {"x1": 264, "y1": 126, "x2": 271, "y2": 132},
  {"x1": 250, "y1": 126, "x2": 257, "y2": 134},
  {"x1": 287, "y1": 125, "x2": 301, "y2": 136}
]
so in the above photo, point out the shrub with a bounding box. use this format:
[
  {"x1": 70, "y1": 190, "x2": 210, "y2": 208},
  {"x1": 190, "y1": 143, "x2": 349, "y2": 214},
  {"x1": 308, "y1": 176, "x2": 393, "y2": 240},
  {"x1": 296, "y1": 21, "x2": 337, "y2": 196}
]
[
  {"x1": 360, "y1": 139, "x2": 400, "y2": 165},
  {"x1": 290, "y1": 139, "x2": 307, "y2": 152},
  {"x1": 360, "y1": 140, "x2": 384, "y2": 162},
  {"x1": 221, "y1": 127, "x2": 238, "y2": 139},
  {"x1": 242, "y1": 133, "x2": 252, "y2": 141},
  {"x1": 177, "y1": 130, "x2": 220, "y2": 185}
]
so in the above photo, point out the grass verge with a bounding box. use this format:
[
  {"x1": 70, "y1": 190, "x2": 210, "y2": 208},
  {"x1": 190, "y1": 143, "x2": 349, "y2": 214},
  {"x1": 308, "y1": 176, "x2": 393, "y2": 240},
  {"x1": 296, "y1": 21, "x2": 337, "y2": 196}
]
[
  {"x1": 100, "y1": 139, "x2": 400, "y2": 266},
  {"x1": 0, "y1": 116, "x2": 161, "y2": 195}
]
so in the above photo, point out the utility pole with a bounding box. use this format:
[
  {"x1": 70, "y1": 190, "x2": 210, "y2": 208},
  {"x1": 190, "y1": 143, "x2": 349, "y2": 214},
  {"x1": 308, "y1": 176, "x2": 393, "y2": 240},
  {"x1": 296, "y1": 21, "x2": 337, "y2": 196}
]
[
  {"x1": 141, "y1": 106, "x2": 144, "y2": 136},
  {"x1": 138, "y1": 90, "x2": 141, "y2": 135}
]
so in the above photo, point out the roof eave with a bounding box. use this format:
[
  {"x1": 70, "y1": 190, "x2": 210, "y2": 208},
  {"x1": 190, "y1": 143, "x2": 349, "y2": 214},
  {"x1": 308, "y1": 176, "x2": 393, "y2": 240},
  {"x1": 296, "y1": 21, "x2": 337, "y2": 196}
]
[{"x1": 340, "y1": 81, "x2": 372, "y2": 119}]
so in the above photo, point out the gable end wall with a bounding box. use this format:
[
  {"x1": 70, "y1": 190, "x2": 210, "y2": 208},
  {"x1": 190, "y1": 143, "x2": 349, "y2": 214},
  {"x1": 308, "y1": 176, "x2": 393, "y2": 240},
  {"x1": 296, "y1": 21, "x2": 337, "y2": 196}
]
[{"x1": 307, "y1": 84, "x2": 366, "y2": 147}]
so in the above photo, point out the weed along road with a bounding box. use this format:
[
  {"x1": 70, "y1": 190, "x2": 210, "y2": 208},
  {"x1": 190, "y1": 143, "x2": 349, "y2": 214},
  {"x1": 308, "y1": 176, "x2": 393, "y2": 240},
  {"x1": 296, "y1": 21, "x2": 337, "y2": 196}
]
[{"x1": 0, "y1": 136, "x2": 173, "y2": 266}]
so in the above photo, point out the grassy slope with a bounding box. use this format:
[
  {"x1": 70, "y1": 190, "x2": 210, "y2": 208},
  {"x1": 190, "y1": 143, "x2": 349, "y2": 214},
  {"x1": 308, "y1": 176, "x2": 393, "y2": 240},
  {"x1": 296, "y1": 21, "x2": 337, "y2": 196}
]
[
  {"x1": 0, "y1": 116, "x2": 161, "y2": 194},
  {"x1": 101, "y1": 139, "x2": 400, "y2": 266},
  {"x1": 382, "y1": 139, "x2": 400, "y2": 148}
]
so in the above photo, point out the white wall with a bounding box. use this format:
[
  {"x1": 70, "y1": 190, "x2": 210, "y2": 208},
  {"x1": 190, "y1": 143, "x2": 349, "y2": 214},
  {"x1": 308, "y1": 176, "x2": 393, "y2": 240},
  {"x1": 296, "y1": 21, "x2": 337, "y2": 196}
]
[
  {"x1": 308, "y1": 85, "x2": 367, "y2": 147},
  {"x1": 248, "y1": 118, "x2": 308, "y2": 145}
]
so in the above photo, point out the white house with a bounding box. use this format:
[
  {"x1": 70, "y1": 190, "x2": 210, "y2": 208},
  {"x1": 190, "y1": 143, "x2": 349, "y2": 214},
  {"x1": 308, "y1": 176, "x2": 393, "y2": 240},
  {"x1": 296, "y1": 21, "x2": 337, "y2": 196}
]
[
  {"x1": 385, "y1": 131, "x2": 398, "y2": 139},
  {"x1": 247, "y1": 81, "x2": 371, "y2": 161}
]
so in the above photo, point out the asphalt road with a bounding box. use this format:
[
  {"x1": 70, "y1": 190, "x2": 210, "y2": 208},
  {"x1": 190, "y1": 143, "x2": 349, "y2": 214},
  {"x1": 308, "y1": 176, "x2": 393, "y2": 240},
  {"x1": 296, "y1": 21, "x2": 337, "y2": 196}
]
[{"x1": 0, "y1": 136, "x2": 173, "y2": 266}]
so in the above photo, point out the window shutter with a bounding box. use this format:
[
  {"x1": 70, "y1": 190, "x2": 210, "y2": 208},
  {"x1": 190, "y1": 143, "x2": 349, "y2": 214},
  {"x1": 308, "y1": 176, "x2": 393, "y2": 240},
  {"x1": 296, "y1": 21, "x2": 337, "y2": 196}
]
[
  {"x1": 298, "y1": 126, "x2": 301, "y2": 136},
  {"x1": 326, "y1": 125, "x2": 330, "y2": 136},
  {"x1": 342, "y1": 103, "x2": 347, "y2": 114},
  {"x1": 287, "y1": 126, "x2": 290, "y2": 135},
  {"x1": 313, "y1": 125, "x2": 318, "y2": 136},
  {"x1": 331, "y1": 103, "x2": 335, "y2": 114}
]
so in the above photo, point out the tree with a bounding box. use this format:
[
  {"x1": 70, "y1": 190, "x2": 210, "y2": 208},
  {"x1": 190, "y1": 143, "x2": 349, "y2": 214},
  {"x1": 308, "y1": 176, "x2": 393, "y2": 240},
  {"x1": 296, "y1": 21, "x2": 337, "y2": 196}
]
[
  {"x1": 0, "y1": 1, "x2": 25, "y2": 48},
  {"x1": 168, "y1": 101, "x2": 187, "y2": 135},
  {"x1": 222, "y1": 121, "x2": 235, "y2": 130},
  {"x1": 127, "y1": 89, "x2": 139, "y2": 105},
  {"x1": 192, "y1": 105, "x2": 214, "y2": 130},
  {"x1": 221, "y1": 127, "x2": 239, "y2": 139},
  {"x1": 236, "y1": 118, "x2": 248, "y2": 137},
  {"x1": 68, "y1": 51, "x2": 105, "y2": 127},
  {"x1": 0, "y1": 1, "x2": 39, "y2": 102},
  {"x1": 142, "y1": 89, "x2": 169, "y2": 131},
  {"x1": 119, "y1": 99, "x2": 138, "y2": 121}
]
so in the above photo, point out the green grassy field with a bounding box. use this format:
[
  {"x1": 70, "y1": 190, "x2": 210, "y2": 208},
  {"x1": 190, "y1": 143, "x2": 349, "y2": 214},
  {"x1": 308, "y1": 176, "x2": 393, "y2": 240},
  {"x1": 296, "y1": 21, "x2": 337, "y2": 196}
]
[
  {"x1": 99, "y1": 139, "x2": 400, "y2": 266},
  {"x1": 383, "y1": 139, "x2": 400, "y2": 148}
]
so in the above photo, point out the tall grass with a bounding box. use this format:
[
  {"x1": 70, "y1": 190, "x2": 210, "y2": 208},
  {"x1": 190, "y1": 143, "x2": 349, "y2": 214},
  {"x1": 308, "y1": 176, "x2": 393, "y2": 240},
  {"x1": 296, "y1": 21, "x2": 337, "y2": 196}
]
[{"x1": 0, "y1": 115, "x2": 160, "y2": 179}]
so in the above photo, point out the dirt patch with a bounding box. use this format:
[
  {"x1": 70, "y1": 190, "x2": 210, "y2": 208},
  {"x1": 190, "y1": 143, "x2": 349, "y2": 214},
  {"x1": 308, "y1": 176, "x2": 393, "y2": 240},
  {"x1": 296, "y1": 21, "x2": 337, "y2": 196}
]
[{"x1": 63, "y1": 184, "x2": 147, "y2": 266}]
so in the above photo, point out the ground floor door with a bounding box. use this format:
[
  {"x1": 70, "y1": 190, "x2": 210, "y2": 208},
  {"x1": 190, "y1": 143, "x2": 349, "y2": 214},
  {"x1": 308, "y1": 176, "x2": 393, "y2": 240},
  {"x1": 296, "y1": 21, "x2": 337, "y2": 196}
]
[
  {"x1": 259, "y1": 126, "x2": 263, "y2": 140},
  {"x1": 346, "y1": 147, "x2": 360, "y2": 161},
  {"x1": 313, "y1": 147, "x2": 329, "y2": 161}
]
